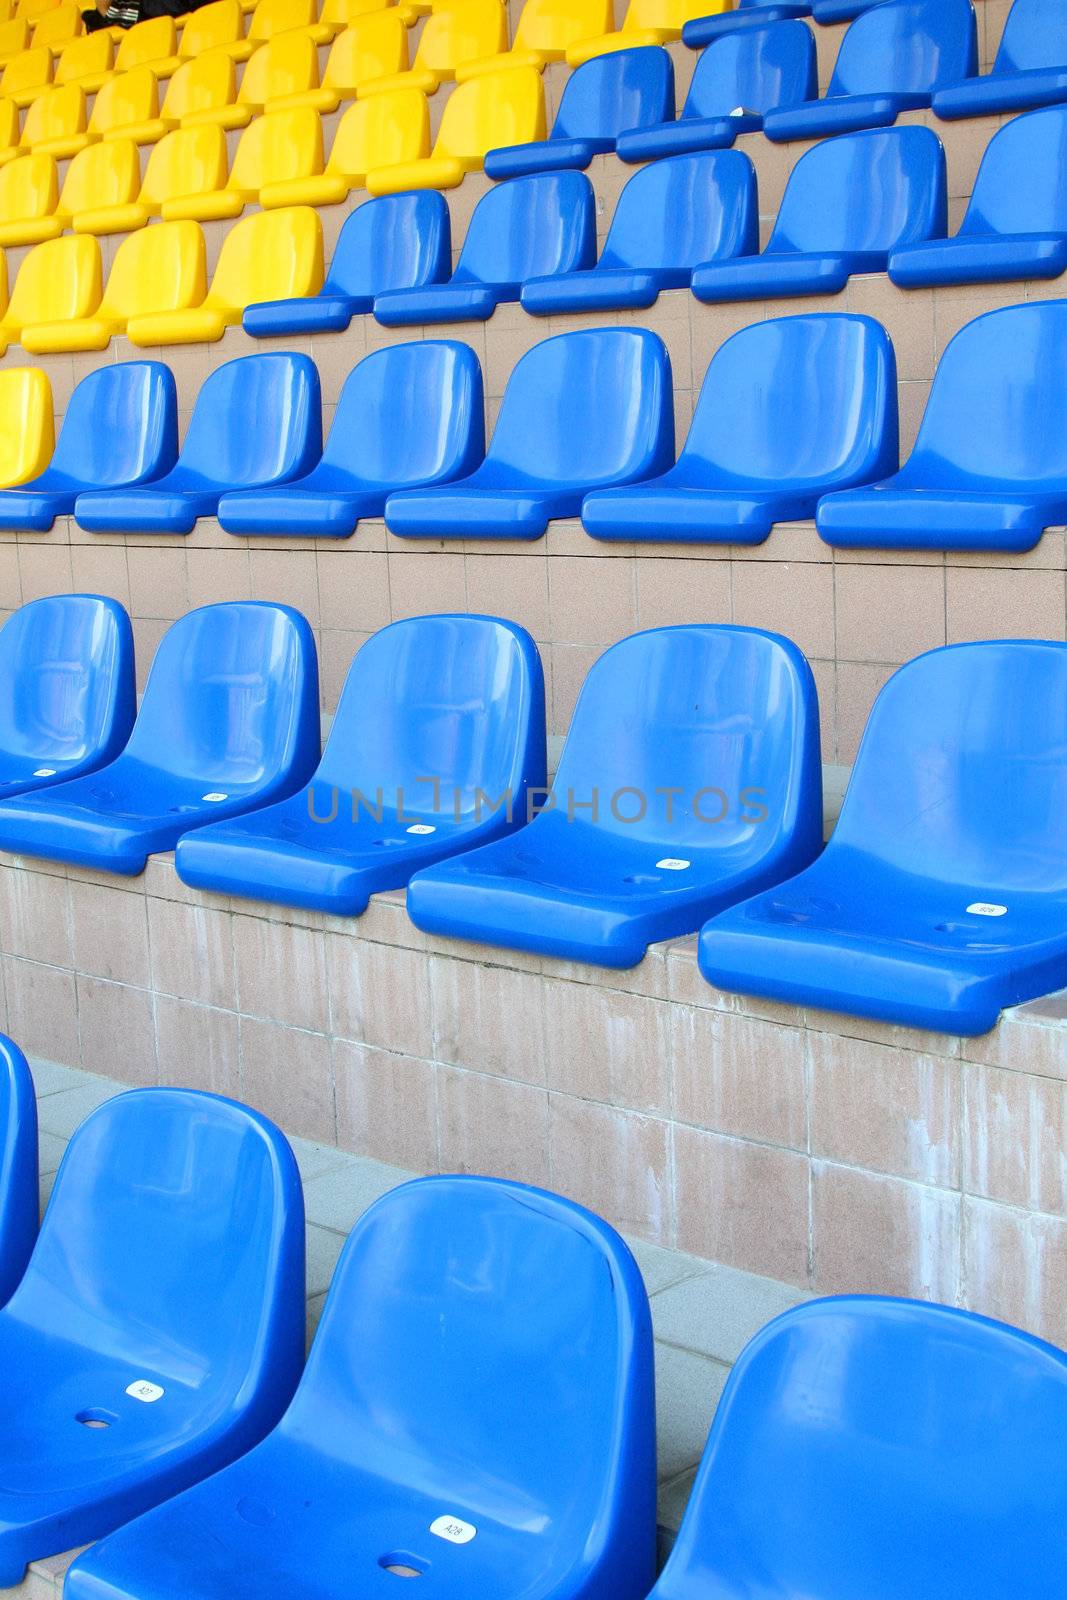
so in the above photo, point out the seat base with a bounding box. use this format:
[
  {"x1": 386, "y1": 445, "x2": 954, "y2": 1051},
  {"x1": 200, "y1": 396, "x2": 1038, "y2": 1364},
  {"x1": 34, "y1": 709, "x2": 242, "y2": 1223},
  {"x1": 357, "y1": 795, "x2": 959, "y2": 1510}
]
[
  {"x1": 126, "y1": 307, "x2": 233, "y2": 346},
  {"x1": 386, "y1": 482, "x2": 583, "y2": 540},
  {"x1": 682, "y1": 5, "x2": 811, "y2": 47},
  {"x1": 888, "y1": 233, "x2": 1067, "y2": 288},
  {"x1": 582, "y1": 481, "x2": 820, "y2": 544},
  {"x1": 243, "y1": 292, "x2": 370, "y2": 337},
  {"x1": 616, "y1": 112, "x2": 761, "y2": 163},
  {"x1": 21, "y1": 316, "x2": 122, "y2": 354},
  {"x1": 817, "y1": 483, "x2": 1067, "y2": 553},
  {"x1": 763, "y1": 90, "x2": 930, "y2": 141},
  {"x1": 521, "y1": 266, "x2": 678, "y2": 315},
  {"x1": 218, "y1": 481, "x2": 386, "y2": 537},
  {"x1": 373, "y1": 281, "x2": 507, "y2": 325},
  {"x1": 692, "y1": 249, "x2": 877, "y2": 302},
  {"x1": 933, "y1": 67, "x2": 1067, "y2": 121},
  {"x1": 259, "y1": 172, "x2": 352, "y2": 208},
  {"x1": 484, "y1": 134, "x2": 613, "y2": 180},
  {"x1": 365, "y1": 155, "x2": 471, "y2": 195}
]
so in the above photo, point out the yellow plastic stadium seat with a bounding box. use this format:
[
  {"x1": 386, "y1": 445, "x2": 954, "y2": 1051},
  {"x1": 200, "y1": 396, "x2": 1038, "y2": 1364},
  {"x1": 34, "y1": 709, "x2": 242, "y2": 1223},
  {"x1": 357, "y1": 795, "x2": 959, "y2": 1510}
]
[
  {"x1": 0, "y1": 150, "x2": 55, "y2": 245},
  {"x1": 15, "y1": 0, "x2": 58, "y2": 23},
  {"x1": 0, "y1": 367, "x2": 53, "y2": 484},
  {"x1": 0, "y1": 18, "x2": 30, "y2": 67},
  {"x1": 313, "y1": 10, "x2": 408, "y2": 105},
  {"x1": 0, "y1": 232, "x2": 101, "y2": 352},
  {"x1": 176, "y1": 0, "x2": 243, "y2": 59},
  {"x1": 0, "y1": 42, "x2": 51, "y2": 106},
  {"x1": 113, "y1": 15, "x2": 180, "y2": 78},
  {"x1": 79, "y1": 121, "x2": 226, "y2": 232},
  {"x1": 90, "y1": 64, "x2": 160, "y2": 142},
  {"x1": 25, "y1": 217, "x2": 205, "y2": 350},
  {"x1": 246, "y1": 0, "x2": 331, "y2": 49},
  {"x1": 128, "y1": 202, "x2": 321, "y2": 344},
  {"x1": 360, "y1": 0, "x2": 506, "y2": 97},
  {"x1": 54, "y1": 30, "x2": 113, "y2": 92},
  {"x1": 160, "y1": 53, "x2": 243, "y2": 132},
  {"x1": 320, "y1": 0, "x2": 407, "y2": 39},
  {"x1": 20, "y1": 81, "x2": 88, "y2": 155},
  {"x1": 367, "y1": 62, "x2": 543, "y2": 193},
  {"x1": 261, "y1": 84, "x2": 426, "y2": 207},
  {"x1": 456, "y1": 0, "x2": 612, "y2": 80},
  {"x1": 232, "y1": 33, "x2": 328, "y2": 115},
  {"x1": 163, "y1": 105, "x2": 322, "y2": 220},
  {"x1": 30, "y1": 1, "x2": 80, "y2": 51},
  {"x1": 566, "y1": 0, "x2": 733, "y2": 64},
  {"x1": 59, "y1": 136, "x2": 140, "y2": 233},
  {"x1": 0, "y1": 95, "x2": 18, "y2": 162}
]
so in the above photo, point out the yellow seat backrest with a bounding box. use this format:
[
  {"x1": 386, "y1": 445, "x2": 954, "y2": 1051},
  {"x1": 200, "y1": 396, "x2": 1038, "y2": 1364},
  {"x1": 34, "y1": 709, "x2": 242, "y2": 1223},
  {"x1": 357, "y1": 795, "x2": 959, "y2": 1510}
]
[
  {"x1": 433, "y1": 61, "x2": 543, "y2": 161},
  {"x1": 321, "y1": 0, "x2": 403, "y2": 29},
  {"x1": 114, "y1": 14, "x2": 175, "y2": 71},
  {"x1": 87, "y1": 63, "x2": 157, "y2": 133},
  {"x1": 623, "y1": 0, "x2": 721, "y2": 28},
  {"x1": 30, "y1": 0, "x2": 79, "y2": 48},
  {"x1": 0, "y1": 18, "x2": 29, "y2": 54},
  {"x1": 0, "y1": 95, "x2": 17, "y2": 147},
  {"x1": 99, "y1": 216, "x2": 206, "y2": 317},
  {"x1": 0, "y1": 148, "x2": 55, "y2": 219},
  {"x1": 59, "y1": 135, "x2": 139, "y2": 211},
  {"x1": 322, "y1": 9, "x2": 407, "y2": 91},
  {"x1": 513, "y1": 0, "x2": 613, "y2": 53},
  {"x1": 1, "y1": 42, "x2": 50, "y2": 94},
  {"x1": 20, "y1": 80, "x2": 84, "y2": 144},
  {"x1": 55, "y1": 30, "x2": 112, "y2": 86},
  {"x1": 161, "y1": 51, "x2": 235, "y2": 121},
  {"x1": 238, "y1": 32, "x2": 319, "y2": 106},
  {"x1": 5, "y1": 231, "x2": 101, "y2": 324},
  {"x1": 412, "y1": 0, "x2": 505, "y2": 75},
  {"x1": 248, "y1": 0, "x2": 317, "y2": 44},
  {"x1": 327, "y1": 84, "x2": 427, "y2": 173},
  {"x1": 179, "y1": 0, "x2": 242, "y2": 58},
  {"x1": 0, "y1": 367, "x2": 53, "y2": 485},
  {"x1": 205, "y1": 202, "x2": 322, "y2": 307},
  {"x1": 228, "y1": 104, "x2": 322, "y2": 187},
  {"x1": 140, "y1": 121, "x2": 228, "y2": 205},
  {"x1": 14, "y1": 0, "x2": 56, "y2": 24}
]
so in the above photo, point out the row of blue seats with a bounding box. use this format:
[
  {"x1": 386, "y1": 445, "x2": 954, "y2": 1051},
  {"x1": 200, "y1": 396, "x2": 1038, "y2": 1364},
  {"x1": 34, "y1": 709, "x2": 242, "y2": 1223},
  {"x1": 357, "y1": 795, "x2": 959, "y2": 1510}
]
[
  {"x1": 6, "y1": 297, "x2": 1065, "y2": 551},
  {"x1": 0, "y1": 595, "x2": 1063, "y2": 1036},
  {"x1": 0, "y1": 1041, "x2": 1058, "y2": 1594}
]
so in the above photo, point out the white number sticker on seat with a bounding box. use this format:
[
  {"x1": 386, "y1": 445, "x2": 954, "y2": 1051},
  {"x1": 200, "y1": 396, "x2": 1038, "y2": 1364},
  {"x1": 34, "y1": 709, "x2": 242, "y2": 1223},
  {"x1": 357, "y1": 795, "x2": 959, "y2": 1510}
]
[
  {"x1": 32, "y1": 768, "x2": 56, "y2": 777},
  {"x1": 656, "y1": 858, "x2": 691, "y2": 871},
  {"x1": 966, "y1": 902, "x2": 1008, "y2": 917},
  {"x1": 406, "y1": 824, "x2": 436, "y2": 835},
  {"x1": 202, "y1": 792, "x2": 228, "y2": 802},
  {"x1": 429, "y1": 1515, "x2": 476, "y2": 1545},
  {"x1": 125, "y1": 1379, "x2": 164, "y2": 1403}
]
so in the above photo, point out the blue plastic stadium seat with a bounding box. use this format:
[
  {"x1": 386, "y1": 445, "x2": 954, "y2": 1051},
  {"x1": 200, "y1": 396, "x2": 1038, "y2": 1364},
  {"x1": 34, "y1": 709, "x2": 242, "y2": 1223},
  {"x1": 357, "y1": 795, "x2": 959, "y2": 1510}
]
[
  {"x1": 811, "y1": 0, "x2": 885, "y2": 20},
  {"x1": 762, "y1": 0, "x2": 977, "y2": 141},
  {"x1": 700, "y1": 640, "x2": 1067, "y2": 1034},
  {"x1": 584, "y1": 313, "x2": 897, "y2": 543},
  {"x1": 619, "y1": 21, "x2": 816, "y2": 160},
  {"x1": 65, "y1": 1175, "x2": 657, "y2": 1600},
  {"x1": 889, "y1": 107, "x2": 1067, "y2": 287},
  {"x1": 218, "y1": 343, "x2": 484, "y2": 538},
  {"x1": 243, "y1": 191, "x2": 451, "y2": 338},
  {"x1": 692, "y1": 125, "x2": 946, "y2": 301},
  {"x1": 0, "y1": 595, "x2": 135, "y2": 798},
  {"x1": 648, "y1": 1296, "x2": 1067, "y2": 1600},
  {"x1": 0, "y1": 601, "x2": 319, "y2": 874},
  {"x1": 935, "y1": 0, "x2": 1067, "y2": 119},
  {"x1": 74, "y1": 354, "x2": 322, "y2": 534},
  {"x1": 683, "y1": 0, "x2": 812, "y2": 49},
  {"x1": 521, "y1": 150, "x2": 756, "y2": 313},
  {"x1": 386, "y1": 328, "x2": 674, "y2": 540},
  {"x1": 0, "y1": 364, "x2": 177, "y2": 532},
  {"x1": 0, "y1": 1086, "x2": 305, "y2": 1587},
  {"x1": 484, "y1": 46, "x2": 673, "y2": 179},
  {"x1": 0, "y1": 1038, "x2": 36, "y2": 1309},
  {"x1": 375, "y1": 172, "x2": 595, "y2": 326},
  {"x1": 175, "y1": 615, "x2": 546, "y2": 912},
  {"x1": 407, "y1": 625, "x2": 822, "y2": 967},
  {"x1": 818, "y1": 301, "x2": 1067, "y2": 552}
]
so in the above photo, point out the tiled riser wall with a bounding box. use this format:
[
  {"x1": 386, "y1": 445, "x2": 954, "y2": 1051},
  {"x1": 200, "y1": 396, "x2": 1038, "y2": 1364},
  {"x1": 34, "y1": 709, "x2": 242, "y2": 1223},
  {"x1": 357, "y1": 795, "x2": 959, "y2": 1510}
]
[{"x1": 2, "y1": 851, "x2": 1065, "y2": 1349}]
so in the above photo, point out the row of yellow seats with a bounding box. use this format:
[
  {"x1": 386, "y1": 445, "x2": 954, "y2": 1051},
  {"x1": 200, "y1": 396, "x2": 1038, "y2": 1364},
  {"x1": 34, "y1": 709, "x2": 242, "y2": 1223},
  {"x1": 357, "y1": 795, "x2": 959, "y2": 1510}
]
[
  {"x1": 0, "y1": 202, "x2": 322, "y2": 349},
  {"x1": 0, "y1": 64, "x2": 545, "y2": 237}
]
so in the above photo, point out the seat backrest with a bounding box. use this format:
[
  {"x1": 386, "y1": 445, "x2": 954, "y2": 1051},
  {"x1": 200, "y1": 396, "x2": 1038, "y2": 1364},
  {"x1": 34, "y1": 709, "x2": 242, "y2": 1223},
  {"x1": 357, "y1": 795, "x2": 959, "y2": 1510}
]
[
  {"x1": 434, "y1": 62, "x2": 545, "y2": 161},
  {"x1": 56, "y1": 30, "x2": 113, "y2": 88},
  {"x1": 179, "y1": 0, "x2": 242, "y2": 58},
  {"x1": 0, "y1": 594, "x2": 135, "y2": 771},
  {"x1": 160, "y1": 51, "x2": 236, "y2": 121},
  {"x1": 600, "y1": 148, "x2": 756, "y2": 270},
  {"x1": 684, "y1": 19, "x2": 816, "y2": 118},
  {"x1": 552, "y1": 625, "x2": 821, "y2": 859},
  {"x1": 141, "y1": 123, "x2": 228, "y2": 208},
  {"x1": 905, "y1": 301, "x2": 1067, "y2": 491},
  {"x1": 50, "y1": 360, "x2": 177, "y2": 489},
  {"x1": 0, "y1": 1036, "x2": 36, "y2": 1308},
  {"x1": 2, "y1": 43, "x2": 52, "y2": 96},
  {"x1": 486, "y1": 326, "x2": 673, "y2": 486},
  {"x1": 769, "y1": 126, "x2": 946, "y2": 254},
  {"x1": 114, "y1": 12, "x2": 175, "y2": 71},
  {"x1": 828, "y1": 0, "x2": 977, "y2": 96},
  {"x1": 321, "y1": 0, "x2": 402, "y2": 28},
  {"x1": 20, "y1": 81, "x2": 85, "y2": 146},
  {"x1": 318, "y1": 613, "x2": 543, "y2": 820},
  {"x1": 0, "y1": 149, "x2": 56, "y2": 222},
  {"x1": 14, "y1": 0, "x2": 49, "y2": 20},
  {"x1": 88, "y1": 63, "x2": 157, "y2": 134},
  {"x1": 0, "y1": 97, "x2": 18, "y2": 150},
  {"x1": 228, "y1": 105, "x2": 322, "y2": 188},
  {"x1": 288, "y1": 1175, "x2": 654, "y2": 1595},
  {"x1": 99, "y1": 222, "x2": 205, "y2": 323},
  {"x1": 411, "y1": 0, "x2": 507, "y2": 74},
  {"x1": 453, "y1": 168, "x2": 595, "y2": 285},
  {"x1": 960, "y1": 107, "x2": 1067, "y2": 239},
  {"x1": 207, "y1": 204, "x2": 323, "y2": 306},
  {"x1": 514, "y1": 0, "x2": 613, "y2": 55},
  {"x1": 239, "y1": 32, "x2": 320, "y2": 105},
  {"x1": 324, "y1": 188, "x2": 449, "y2": 297},
  {"x1": 248, "y1": 0, "x2": 316, "y2": 43},
  {"x1": 553, "y1": 44, "x2": 673, "y2": 139},
  {"x1": 623, "y1": 0, "x2": 718, "y2": 31},
  {"x1": 6, "y1": 233, "x2": 100, "y2": 328},
  {"x1": 995, "y1": 0, "x2": 1067, "y2": 74},
  {"x1": 322, "y1": 9, "x2": 408, "y2": 90},
  {"x1": 59, "y1": 136, "x2": 139, "y2": 214},
  {"x1": 11, "y1": 1088, "x2": 305, "y2": 1405},
  {"x1": 0, "y1": 367, "x2": 52, "y2": 484},
  {"x1": 682, "y1": 312, "x2": 898, "y2": 485},
  {"x1": 31, "y1": 0, "x2": 78, "y2": 48},
  {"x1": 327, "y1": 87, "x2": 430, "y2": 174},
  {"x1": 318, "y1": 340, "x2": 484, "y2": 493},
  {"x1": 176, "y1": 350, "x2": 322, "y2": 490},
  {"x1": 656, "y1": 1297, "x2": 1067, "y2": 1600},
  {"x1": 0, "y1": 18, "x2": 29, "y2": 54}
]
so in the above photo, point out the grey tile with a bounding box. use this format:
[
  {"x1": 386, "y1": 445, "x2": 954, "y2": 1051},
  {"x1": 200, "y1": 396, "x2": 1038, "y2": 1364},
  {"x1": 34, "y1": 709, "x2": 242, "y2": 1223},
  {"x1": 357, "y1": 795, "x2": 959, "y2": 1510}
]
[
  {"x1": 306, "y1": 1292, "x2": 327, "y2": 1351},
  {"x1": 302, "y1": 1156, "x2": 414, "y2": 1234},
  {"x1": 307, "y1": 1222, "x2": 345, "y2": 1297},
  {"x1": 628, "y1": 1235, "x2": 715, "y2": 1297},
  {"x1": 28, "y1": 1059, "x2": 90, "y2": 1099},
  {"x1": 37, "y1": 1132, "x2": 67, "y2": 1178},
  {"x1": 36, "y1": 1080, "x2": 122, "y2": 1140},
  {"x1": 655, "y1": 1342, "x2": 728, "y2": 1483},
  {"x1": 658, "y1": 1466, "x2": 697, "y2": 1536},
  {"x1": 289, "y1": 1135, "x2": 351, "y2": 1186},
  {"x1": 652, "y1": 1264, "x2": 809, "y2": 1365},
  {"x1": 39, "y1": 1170, "x2": 57, "y2": 1214}
]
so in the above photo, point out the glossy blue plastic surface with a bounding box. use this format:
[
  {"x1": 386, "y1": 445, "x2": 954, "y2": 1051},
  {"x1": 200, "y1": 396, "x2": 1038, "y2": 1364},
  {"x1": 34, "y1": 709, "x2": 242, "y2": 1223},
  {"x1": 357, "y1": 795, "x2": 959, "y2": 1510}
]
[
  {"x1": 683, "y1": 0, "x2": 812, "y2": 48},
  {"x1": 584, "y1": 313, "x2": 897, "y2": 543},
  {"x1": 74, "y1": 354, "x2": 323, "y2": 535},
  {"x1": 386, "y1": 327, "x2": 674, "y2": 540},
  {"x1": 217, "y1": 343, "x2": 484, "y2": 537},
  {"x1": 890, "y1": 106, "x2": 1067, "y2": 286},
  {"x1": 65, "y1": 1175, "x2": 657, "y2": 1600},
  {"x1": 243, "y1": 191, "x2": 451, "y2": 337},
  {"x1": 0, "y1": 1038, "x2": 36, "y2": 1310},
  {"x1": 818, "y1": 301, "x2": 1067, "y2": 551},
  {"x1": 484, "y1": 46, "x2": 673, "y2": 179},
  {"x1": 935, "y1": 0, "x2": 1067, "y2": 119},
  {"x1": 0, "y1": 601, "x2": 320, "y2": 874},
  {"x1": 620, "y1": 22, "x2": 816, "y2": 160},
  {"x1": 174, "y1": 614, "x2": 547, "y2": 912},
  {"x1": 700, "y1": 640, "x2": 1067, "y2": 1034},
  {"x1": 649, "y1": 1295, "x2": 1067, "y2": 1600},
  {"x1": 692, "y1": 125, "x2": 946, "y2": 301},
  {"x1": 407, "y1": 625, "x2": 823, "y2": 967},
  {"x1": 0, "y1": 1086, "x2": 305, "y2": 1587},
  {"x1": 0, "y1": 364, "x2": 178, "y2": 532},
  {"x1": 521, "y1": 150, "x2": 756, "y2": 313},
  {"x1": 811, "y1": 0, "x2": 885, "y2": 20},
  {"x1": 763, "y1": 0, "x2": 977, "y2": 141},
  {"x1": 374, "y1": 172, "x2": 595, "y2": 326},
  {"x1": 0, "y1": 595, "x2": 135, "y2": 798}
]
